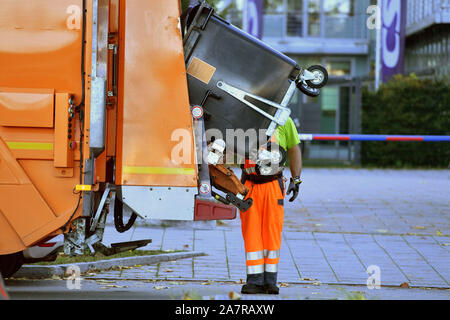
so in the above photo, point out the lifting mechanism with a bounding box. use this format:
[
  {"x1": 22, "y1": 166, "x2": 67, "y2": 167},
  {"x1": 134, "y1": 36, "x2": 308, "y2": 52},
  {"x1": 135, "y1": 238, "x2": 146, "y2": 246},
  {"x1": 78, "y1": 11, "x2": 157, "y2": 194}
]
[{"x1": 0, "y1": 0, "x2": 328, "y2": 277}]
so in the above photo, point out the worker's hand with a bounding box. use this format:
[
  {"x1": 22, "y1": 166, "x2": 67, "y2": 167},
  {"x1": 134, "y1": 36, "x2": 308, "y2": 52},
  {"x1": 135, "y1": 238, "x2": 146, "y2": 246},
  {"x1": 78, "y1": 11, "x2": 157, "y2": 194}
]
[{"x1": 287, "y1": 177, "x2": 302, "y2": 202}]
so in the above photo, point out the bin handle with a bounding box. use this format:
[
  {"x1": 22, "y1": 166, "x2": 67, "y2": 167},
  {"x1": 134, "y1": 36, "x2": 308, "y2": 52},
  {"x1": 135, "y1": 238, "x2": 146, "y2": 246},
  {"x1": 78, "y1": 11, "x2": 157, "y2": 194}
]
[
  {"x1": 183, "y1": 2, "x2": 214, "y2": 45},
  {"x1": 216, "y1": 81, "x2": 291, "y2": 127}
]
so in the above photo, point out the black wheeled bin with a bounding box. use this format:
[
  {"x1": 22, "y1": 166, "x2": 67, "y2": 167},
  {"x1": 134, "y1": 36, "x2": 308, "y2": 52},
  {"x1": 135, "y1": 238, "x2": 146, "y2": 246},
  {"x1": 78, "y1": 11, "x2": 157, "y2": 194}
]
[{"x1": 182, "y1": 2, "x2": 301, "y2": 157}]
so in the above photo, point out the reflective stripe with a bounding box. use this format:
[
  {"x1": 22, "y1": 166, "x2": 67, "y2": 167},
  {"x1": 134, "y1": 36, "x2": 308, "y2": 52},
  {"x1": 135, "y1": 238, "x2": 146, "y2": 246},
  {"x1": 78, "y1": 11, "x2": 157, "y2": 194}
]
[
  {"x1": 264, "y1": 258, "x2": 279, "y2": 265},
  {"x1": 246, "y1": 251, "x2": 264, "y2": 261},
  {"x1": 265, "y1": 263, "x2": 278, "y2": 273},
  {"x1": 6, "y1": 142, "x2": 53, "y2": 150},
  {"x1": 75, "y1": 184, "x2": 92, "y2": 191},
  {"x1": 247, "y1": 264, "x2": 264, "y2": 275},
  {"x1": 246, "y1": 259, "x2": 265, "y2": 266},
  {"x1": 266, "y1": 250, "x2": 280, "y2": 259},
  {"x1": 123, "y1": 166, "x2": 196, "y2": 176}
]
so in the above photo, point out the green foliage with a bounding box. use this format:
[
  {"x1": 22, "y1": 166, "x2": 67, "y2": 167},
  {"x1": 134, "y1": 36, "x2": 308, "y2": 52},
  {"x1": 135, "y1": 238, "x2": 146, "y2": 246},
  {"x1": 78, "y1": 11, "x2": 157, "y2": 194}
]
[{"x1": 361, "y1": 74, "x2": 450, "y2": 168}]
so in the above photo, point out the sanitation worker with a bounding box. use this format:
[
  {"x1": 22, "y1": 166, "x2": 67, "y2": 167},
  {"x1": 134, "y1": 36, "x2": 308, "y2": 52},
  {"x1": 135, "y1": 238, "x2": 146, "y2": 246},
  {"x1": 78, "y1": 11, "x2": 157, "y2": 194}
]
[{"x1": 240, "y1": 117, "x2": 302, "y2": 295}]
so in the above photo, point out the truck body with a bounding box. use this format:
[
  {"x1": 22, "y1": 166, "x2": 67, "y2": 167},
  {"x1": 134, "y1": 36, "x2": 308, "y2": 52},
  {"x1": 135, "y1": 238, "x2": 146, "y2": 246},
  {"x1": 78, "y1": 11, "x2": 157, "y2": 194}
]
[{"x1": 0, "y1": 0, "x2": 327, "y2": 277}]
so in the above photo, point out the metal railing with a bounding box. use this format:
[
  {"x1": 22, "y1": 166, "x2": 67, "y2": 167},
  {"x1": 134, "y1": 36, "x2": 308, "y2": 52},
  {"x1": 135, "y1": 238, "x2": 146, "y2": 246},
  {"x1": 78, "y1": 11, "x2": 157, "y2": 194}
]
[
  {"x1": 299, "y1": 134, "x2": 450, "y2": 142},
  {"x1": 226, "y1": 9, "x2": 369, "y2": 40},
  {"x1": 406, "y1": 0, "x2": 450, "y2": 35}
]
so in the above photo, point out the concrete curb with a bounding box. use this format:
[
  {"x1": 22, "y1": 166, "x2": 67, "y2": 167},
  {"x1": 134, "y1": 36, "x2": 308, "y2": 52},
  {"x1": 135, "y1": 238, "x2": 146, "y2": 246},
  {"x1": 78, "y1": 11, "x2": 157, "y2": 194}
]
[{"x1": 13, "y1": 251, "x2": 207, "y2": 279}]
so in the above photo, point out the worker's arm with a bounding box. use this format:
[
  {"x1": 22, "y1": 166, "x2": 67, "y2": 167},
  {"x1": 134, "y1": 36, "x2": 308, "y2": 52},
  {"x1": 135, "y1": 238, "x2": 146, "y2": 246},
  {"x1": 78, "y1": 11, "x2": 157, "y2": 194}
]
[
  {"x1": 288, "y1": 144, "x2": 302, "y2": 178},
  {"x1": 286, "y1": 144, "x2": 302, "y2": 202}
]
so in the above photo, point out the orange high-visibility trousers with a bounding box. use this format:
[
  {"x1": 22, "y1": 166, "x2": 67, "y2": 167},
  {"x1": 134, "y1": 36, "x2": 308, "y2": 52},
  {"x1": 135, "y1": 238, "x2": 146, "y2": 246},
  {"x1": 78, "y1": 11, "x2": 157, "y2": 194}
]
[{"x1": 240, "y1": 177, "x2": 285, "y2": 277}]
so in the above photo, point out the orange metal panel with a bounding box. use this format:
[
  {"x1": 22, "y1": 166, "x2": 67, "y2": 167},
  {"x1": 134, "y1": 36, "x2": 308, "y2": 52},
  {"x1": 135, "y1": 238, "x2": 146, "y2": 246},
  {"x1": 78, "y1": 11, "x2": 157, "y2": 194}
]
[
  {"x1": 0, "y1": 139, "x2": 59, "y2": 249},
  {"x1": 0, "y1": 210, "x2": 25, "y2": 254},
  {"x1": 95, "y1": 151, "x2": 107, "y2": 183},
  {"x1": 19, "y1": 160, "x2": 81, "y2": 217},
  {"x1": 109, "y1": 0, "x2": 119, "y2": 33},
  {"x1": 116, "y1": 0, "x2": 197, "y2": 187},
  {"x1": 106, "y1": 104, "x2": 117, "y2": 157},
  {"x1": 81, "y1": 0, "x2": 94, "y2": 161},
  {"x1": 0, "y1": 0, "x2": 83, "y2": 106},
  {"x1": 0, "y1": 152, "x2": 19, "y2": 185},
  {"x1": 0, "y1": 89, "x2": 54, "y2": 128},
  {"x1": 0, "y1": 138, "x2": 30, "y2": 185},
  {"x1": 54, "y1": 93, "x2": 74, "y2": 168},
  {"x1": 0, "y1": 0, "x2": 90, "y2": 255},
  {"x1": 0, "y1": 185, "x2": 55, "y2": 241}
]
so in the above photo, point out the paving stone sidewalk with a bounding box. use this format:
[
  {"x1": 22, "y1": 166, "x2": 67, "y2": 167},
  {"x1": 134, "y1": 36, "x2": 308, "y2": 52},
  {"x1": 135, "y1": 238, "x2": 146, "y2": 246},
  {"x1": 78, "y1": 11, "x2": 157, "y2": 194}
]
[{"x1": 99, "y1": 169, "x2": 450, "y2": 292}]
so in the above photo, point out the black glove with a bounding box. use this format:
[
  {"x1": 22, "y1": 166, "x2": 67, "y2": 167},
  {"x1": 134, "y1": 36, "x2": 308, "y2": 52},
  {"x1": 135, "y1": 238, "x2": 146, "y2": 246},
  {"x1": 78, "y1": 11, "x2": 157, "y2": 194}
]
[{"x1": 287, "y1": 177, "x2": 302, "y2": 202}]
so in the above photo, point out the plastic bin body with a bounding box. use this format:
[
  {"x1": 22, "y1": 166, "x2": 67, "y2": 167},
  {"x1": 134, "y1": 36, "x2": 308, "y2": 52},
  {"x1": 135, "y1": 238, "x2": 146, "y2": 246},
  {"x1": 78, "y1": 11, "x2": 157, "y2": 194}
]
[{"x1": 184, "y1": 7, "x2": 299, "y2": 158}]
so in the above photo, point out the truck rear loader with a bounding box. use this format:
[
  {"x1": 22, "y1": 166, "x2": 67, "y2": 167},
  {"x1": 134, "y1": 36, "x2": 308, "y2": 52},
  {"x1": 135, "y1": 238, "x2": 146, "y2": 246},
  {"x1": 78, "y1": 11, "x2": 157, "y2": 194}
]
[{"x1": 0, "y1": 0, "x2": 328, "y2": 278}]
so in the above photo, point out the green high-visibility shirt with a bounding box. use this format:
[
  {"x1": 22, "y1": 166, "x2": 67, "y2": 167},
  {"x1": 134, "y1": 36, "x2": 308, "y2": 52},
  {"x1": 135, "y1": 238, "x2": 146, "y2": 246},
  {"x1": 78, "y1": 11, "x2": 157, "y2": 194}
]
[{"x1": 273, "y1": 117, "x2": 301, "y2": 151}]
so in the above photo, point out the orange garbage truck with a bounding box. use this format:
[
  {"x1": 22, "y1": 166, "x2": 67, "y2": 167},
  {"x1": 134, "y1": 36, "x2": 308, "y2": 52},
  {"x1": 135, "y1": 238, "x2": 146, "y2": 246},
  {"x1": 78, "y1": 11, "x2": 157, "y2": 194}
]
[{"x1": 0, "y1": 0, "x2": 327, "y2": 277}]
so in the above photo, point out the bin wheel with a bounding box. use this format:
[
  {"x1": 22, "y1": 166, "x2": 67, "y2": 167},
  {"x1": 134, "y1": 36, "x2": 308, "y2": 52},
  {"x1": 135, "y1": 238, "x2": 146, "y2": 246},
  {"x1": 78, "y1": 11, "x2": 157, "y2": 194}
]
[
  {"x1": 306, "y1": 65, "x2": 328, "y2": 89},
  {"x1": 0, "y1": 252, "x2": 24, "y2": 278},
  {"x1": 297, "y1": 82, "x2": 321, "y2": 98}
]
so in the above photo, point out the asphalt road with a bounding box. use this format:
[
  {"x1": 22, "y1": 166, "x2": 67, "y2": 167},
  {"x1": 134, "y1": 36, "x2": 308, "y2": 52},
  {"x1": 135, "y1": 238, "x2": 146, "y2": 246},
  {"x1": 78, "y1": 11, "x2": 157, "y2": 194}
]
[
  {"x1": 5, "y1": 278, "x2": 450, "y2": 300},
  {"x1": 3, "y1": 168, "x2": 450, "y2": 301}
]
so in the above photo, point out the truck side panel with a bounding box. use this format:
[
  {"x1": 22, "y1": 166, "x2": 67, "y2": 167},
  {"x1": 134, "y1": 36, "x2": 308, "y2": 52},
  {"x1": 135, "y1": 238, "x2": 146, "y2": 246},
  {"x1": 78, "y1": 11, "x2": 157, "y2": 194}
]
[
  {"x1": 0, "y1": 0, "x2": 86, "y2": 254},
  {"x1": 115, "y1": 0, "x2": 197, "y2": 187}
]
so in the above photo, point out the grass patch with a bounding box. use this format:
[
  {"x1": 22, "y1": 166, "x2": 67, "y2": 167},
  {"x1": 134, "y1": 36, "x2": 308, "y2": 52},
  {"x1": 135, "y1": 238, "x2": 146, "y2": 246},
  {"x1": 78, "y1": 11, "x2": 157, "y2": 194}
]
[{"x1": 27, "y1": 249, "x2": 184, "y2": 266}]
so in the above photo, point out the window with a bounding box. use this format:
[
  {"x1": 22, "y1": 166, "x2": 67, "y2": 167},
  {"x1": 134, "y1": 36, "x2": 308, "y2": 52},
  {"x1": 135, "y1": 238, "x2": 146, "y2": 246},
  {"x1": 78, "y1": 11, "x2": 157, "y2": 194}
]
[
  {"x1": 308, "y1": 0, "x2": 321, "y2": 37},
  {"x1": 257, "y1": 0, "x2": 365, "y2": 39},
  {"x1": 324, "y1": 0, "x2": 356, "y2": 38},
  {"x1": 264, "y1": 0, "x2": 284, "y2": 12},
  {"x1": 287, "y1": 0, "x2": 303, "y2": 37},
  {"x1": 263, "y1": 0, "x2": 285, "y2": 37},
  {"x1": 326, "y1": 60, "x2": 352, "y2": 76}
]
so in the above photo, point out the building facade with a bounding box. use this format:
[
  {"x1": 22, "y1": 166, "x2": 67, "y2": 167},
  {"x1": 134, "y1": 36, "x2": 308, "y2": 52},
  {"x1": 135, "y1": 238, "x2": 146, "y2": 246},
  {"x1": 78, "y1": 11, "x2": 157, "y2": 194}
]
[
  {"x1": 223, "y1": 0, "x2": 374, "y2": 162},
  {"x1": 405, "y1": 0, "x2": 450, "y2": 79}
]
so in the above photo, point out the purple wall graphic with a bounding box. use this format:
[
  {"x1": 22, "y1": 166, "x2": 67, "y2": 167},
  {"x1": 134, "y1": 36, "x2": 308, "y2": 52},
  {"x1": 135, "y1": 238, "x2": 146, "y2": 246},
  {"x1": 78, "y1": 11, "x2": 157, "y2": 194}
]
[
  {"x1": 245, "y1": 0, "x2": 264, "y2": 39},
  {"x1": 381, "y1": 0, "x2": 407, "y2": 82}
]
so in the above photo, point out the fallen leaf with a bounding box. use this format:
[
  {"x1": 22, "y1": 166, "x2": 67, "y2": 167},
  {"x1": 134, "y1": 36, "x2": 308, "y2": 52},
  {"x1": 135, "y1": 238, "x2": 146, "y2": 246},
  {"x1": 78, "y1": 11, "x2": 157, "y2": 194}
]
[
  {"x1": 441, "y1": 243, "x2": 450, "y2": 247},
  {"x1": 280, "y1": 283, "x2": 290, "y2": 288},
  {"x1": 312, "y1": 281, "x2": 321, "y2": 286},
  {"x1": 153, "y1": 285, "x2": 169, "y2": 290},
  {"x1": 183, "y1": 244, "x2": 190, "y2": 248},
  {"x1": 201, "y1": 281, "x2": 212, "y2": 285},
  {"x1": 228, "y1": 291, "x2": 242, "y2": 300},
  {"x1": 400, "y1": 282, "x2": 410, "y2": 288},
  {"x1": 96, "y1": 280, "x2": 116, "y2": 284},
  {"x1": 163, "y1": 268, "x2": 174, "y2": 273},
  {"x1": 105, "y1": 284, "x2": 128, "y2": 289},
  {"x1": 413, "y1": 226, "x2": 426, "y2": 230},
  {"x1": 436, "y1": 230, "x2": 443, "y2": 237},
  {"x1": 168, "y1": 281, "x2": 185, "y2": 285}
]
